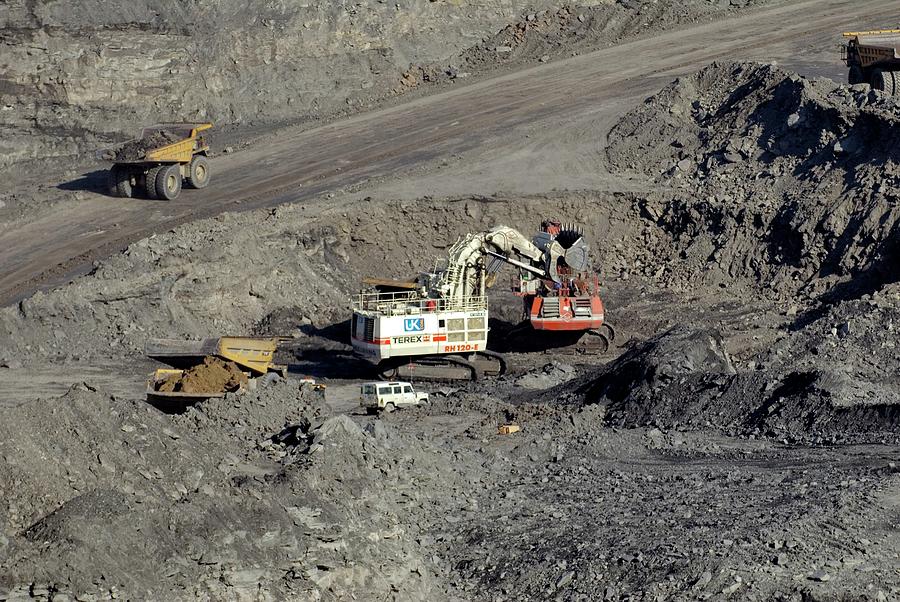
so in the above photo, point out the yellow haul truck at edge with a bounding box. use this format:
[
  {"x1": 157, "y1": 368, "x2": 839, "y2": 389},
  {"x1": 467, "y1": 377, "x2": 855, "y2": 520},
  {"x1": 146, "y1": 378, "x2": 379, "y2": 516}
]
[{"x1": 843, "y1": 30, "x2": 900, "y2": 95}]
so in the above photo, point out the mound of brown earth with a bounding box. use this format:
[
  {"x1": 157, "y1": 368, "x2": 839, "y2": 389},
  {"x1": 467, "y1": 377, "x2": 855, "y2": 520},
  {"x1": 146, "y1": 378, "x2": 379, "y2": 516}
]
[
  {"x1": 155, "y1": 356, "x2": 247, "y2": 394},
  {"x1": 0, "y1": 192, "x2": 649, "y2": 365}
]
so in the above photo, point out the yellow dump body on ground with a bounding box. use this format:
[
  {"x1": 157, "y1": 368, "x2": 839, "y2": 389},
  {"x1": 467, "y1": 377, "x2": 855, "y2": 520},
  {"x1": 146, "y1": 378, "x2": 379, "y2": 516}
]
[{"x1": 145, "y1": 336, "x2": 282, "y2": 376}]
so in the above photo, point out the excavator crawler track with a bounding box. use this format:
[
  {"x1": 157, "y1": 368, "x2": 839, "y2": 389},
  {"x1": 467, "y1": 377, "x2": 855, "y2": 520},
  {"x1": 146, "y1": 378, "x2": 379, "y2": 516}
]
[
  {"x1": 377, "y1": 351, "x2": 507, "y2": 382},
  {"x1": 501, "y1": 322, "x2": 616, "y2": 356}
]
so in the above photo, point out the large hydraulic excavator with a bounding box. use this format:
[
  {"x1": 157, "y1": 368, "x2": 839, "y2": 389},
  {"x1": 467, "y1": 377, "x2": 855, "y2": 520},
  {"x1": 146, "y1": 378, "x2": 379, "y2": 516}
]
[{"x1": 350, "y1": 219, "x2": 613, "y2": 381}]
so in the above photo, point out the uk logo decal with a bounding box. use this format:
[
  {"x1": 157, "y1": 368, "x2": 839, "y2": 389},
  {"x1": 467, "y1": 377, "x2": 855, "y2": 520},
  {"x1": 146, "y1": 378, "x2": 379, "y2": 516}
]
[{"x1": 404, "y1": 318, "x2": 425, "y2": 332}]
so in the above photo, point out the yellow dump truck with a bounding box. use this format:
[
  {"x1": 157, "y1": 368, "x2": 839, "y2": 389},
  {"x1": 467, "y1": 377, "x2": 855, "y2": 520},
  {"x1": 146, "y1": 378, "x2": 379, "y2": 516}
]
[
  {"x1": 104, "y1": 122, "x2": 212, "y2": 200},
  {"x1": 843, "y1": 30, "x2": 900, "y2": 94},
  {"x1": 145, "y1": 337, "x2": 286, "y2": 408}
]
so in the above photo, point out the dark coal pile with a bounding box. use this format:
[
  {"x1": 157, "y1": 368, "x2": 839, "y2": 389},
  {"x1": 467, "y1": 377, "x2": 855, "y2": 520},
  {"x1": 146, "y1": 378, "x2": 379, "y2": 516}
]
[
  {"x1": 772, "y1": 285, "x2": 900, "y2": 389},
  {"x1": 606, "y1": 61, "x2": 900, "y2": 301},
  {"x1": 558, "y1": 323, "x2": 900, "y2": 444}
]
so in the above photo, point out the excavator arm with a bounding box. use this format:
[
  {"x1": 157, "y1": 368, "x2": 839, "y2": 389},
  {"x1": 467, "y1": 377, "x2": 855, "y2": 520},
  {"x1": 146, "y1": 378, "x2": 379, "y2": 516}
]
[
  {"x1": 483, "y1": 226, "x2": 545, "y2": 263},
  {"x1": 484, "y1": 224, "x2": 590, "y2": 284},
  {"x1": 430, "y1": 224, "x2": 592, "y2": 303},
  {"x1": 418, "y1": 221, "x2": 592, "y2": 303},
  {"x1": 426, "y1": 225, "x2": 547, "y2": 303}
]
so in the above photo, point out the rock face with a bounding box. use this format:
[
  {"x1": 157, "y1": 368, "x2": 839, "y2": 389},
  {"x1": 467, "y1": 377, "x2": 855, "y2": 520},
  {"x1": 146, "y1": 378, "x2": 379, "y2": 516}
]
[
  {"x1": 0, "y1": 1, "x2": 772, "y2": 172},
  {"x1": 0, "y1": 0, "x2": 556, "y2": 168}
]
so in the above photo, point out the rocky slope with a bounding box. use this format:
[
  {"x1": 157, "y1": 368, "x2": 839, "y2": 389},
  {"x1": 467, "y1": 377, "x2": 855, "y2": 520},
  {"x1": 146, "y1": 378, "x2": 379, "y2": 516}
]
[
  {"x1": 408, "y1": 0, "x2": 772, "y2": 87},
  {"x1": 0, "y1": 0, "x2": 554, "y2": 169},
  {"x1": 0, "y1": 0, "x2": 774, "y2": 174},
  {"x1": 606, "y1": 61, "x2": 900, "y2": 302},
  {"x1": 0, "y1": 380, "x2": 461, "y2": 600}
]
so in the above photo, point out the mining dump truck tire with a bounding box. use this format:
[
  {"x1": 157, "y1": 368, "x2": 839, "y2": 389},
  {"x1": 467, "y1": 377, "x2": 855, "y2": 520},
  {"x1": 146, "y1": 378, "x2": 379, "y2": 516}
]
[
  {"x1": 108, "y1": 165, "x2": 133, "y2": 198},
  {"x1": 187, "y1": 155, "x2": 210, "y2": 189},
  {"x1": 156, "y1": 164, "x2": 182, "y2": 200},
  {"x1": 870, "y1": 69, "x2": 897, "y2": 95},
  {"x1": 144, "y1": 165, "x2": 164, "y2": 199},
  {"x1": 848, "y1": 66, "x2": 865, "y2": 86}
]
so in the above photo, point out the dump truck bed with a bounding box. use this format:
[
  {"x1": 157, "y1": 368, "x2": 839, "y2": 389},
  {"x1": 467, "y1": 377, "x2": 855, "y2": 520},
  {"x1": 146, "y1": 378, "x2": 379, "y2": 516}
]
[
  {"x1": 106, "y1": 122, "x2": 212, "y2": 164},
  {"x1": 844, "y1": 30, "x2": 900, "y2": 67}
]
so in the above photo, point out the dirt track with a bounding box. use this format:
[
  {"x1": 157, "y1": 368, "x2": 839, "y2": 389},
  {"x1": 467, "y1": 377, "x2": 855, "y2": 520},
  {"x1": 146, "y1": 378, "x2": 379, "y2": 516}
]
[{"x1": 0, "y1": 0, "x2": 894, "y2": 306}]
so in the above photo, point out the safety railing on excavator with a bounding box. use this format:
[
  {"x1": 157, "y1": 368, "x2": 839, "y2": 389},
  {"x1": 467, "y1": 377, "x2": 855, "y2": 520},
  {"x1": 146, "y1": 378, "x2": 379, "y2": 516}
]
[{"x1": 351, "y1": 291, "x2": 487, "y2": 316}]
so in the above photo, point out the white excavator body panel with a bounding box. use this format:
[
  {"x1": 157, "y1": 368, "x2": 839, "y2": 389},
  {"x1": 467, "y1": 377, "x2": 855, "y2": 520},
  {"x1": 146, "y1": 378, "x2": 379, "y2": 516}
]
[{"x1": 351, "y1": 291, "x2": 488, "y2": 362}]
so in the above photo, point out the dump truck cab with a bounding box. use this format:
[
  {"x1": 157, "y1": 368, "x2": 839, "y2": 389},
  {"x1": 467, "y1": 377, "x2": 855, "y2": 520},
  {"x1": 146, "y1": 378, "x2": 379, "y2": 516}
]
[{"x1": 359, "y1": 381, "x2": 428, "y2": 413}]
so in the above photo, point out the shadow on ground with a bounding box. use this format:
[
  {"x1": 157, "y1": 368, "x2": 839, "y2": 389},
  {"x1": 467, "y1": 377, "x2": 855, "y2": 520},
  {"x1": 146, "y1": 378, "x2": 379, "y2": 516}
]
[{"x1": 57, "y1": 170, "x2": 110, "y2": 196}]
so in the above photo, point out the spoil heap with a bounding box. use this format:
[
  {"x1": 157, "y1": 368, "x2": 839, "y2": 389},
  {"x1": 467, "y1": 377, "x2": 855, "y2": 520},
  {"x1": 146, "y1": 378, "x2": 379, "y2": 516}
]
[
  {"x1": 607, "y1": 61, "x2": 900, "y2": 300},
  {"x1": 0, "y1": 379, "x2": 452, "y2": 600}
]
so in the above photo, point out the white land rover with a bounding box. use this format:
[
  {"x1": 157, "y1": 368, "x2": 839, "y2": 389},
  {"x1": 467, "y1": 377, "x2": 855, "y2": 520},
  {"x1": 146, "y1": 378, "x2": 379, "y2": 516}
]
[{"x1": 360, "y1": 381, "x2": 429, "y2": 413}]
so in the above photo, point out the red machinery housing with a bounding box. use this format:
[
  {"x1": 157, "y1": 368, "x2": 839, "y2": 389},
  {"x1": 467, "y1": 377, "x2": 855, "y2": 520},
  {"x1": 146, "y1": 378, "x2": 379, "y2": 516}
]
[
  {"x1": 523, "y1": 273, "x2": 605, "y2": 331},
  {"x1": 511, "y1": 219, "x2": 613, "y2": 351}
]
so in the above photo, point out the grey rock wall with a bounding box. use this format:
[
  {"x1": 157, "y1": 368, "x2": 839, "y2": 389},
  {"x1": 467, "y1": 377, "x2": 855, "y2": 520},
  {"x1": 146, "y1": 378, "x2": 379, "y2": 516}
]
[{"x1": 0, "y1": 0, "x2": 560, "y2": 168}]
